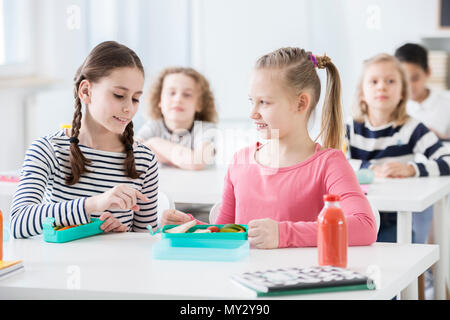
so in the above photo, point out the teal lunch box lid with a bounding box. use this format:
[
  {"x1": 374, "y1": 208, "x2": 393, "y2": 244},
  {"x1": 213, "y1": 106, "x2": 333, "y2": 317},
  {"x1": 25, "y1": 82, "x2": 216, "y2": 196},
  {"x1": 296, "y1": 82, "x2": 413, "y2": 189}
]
[
  {"x1": 43, "y1": 217, "x2": 104, "y2": 243},
  {"x1": 356, "y1": 168, "x2": 374, "y2": 185}
]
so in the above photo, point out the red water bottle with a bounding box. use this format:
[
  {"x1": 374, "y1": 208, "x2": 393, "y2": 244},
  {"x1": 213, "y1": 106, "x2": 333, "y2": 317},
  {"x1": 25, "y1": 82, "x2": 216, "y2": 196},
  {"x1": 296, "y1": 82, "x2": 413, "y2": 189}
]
[{"x1": 317, "y1": 195, "x2": 347, "y2": 268}]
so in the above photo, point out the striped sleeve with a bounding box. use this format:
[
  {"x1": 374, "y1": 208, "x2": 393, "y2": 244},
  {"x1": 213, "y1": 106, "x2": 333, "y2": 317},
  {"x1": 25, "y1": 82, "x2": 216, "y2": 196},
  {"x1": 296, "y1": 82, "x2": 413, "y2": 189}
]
[
  {"x1": 131, "y1": 148, "x2": 159, "y2": 232},
  {"x1": 408, "y1": 123, "x2": 450, "y2": 177},
  {"x1": 344, "y1": 124, "x2": 351, "y2": 159},
  {"x1": 345, "y1": 122, "x2": 373, "y2": 169},
  {"x1": 10, "y1": 138, "x2": 89, "y2": 239}
]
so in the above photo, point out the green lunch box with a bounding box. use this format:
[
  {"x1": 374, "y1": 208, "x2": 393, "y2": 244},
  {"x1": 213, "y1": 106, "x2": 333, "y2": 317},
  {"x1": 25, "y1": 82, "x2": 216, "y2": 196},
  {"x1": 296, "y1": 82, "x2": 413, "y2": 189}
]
[
  {"x1": 161, "y1": 224, "x2": 248, "y2": 240},
  {"x1": 149, "y1": 224, "x2": 250, "y2": 261},
  {"x1": 43, "y1": 217, "x2": 104, "y2": 243}
]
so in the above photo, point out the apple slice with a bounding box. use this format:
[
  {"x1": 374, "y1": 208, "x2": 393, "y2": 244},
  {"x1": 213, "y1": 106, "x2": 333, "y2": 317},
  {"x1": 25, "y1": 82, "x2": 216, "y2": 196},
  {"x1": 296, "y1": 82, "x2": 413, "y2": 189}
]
[{"x1": 193, "y1": 229, "x2": 212, "y2": 233}]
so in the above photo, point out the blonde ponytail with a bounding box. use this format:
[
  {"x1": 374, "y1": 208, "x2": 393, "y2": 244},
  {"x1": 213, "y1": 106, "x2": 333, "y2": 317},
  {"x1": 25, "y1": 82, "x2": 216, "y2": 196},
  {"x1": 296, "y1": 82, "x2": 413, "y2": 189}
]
[{"x1": 315, "y1": 55, "x2": 344, "y2": 150}]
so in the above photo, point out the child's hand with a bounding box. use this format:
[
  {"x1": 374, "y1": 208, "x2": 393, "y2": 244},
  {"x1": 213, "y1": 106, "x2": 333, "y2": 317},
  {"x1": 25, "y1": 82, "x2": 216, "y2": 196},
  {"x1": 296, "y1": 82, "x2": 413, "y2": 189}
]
[
  {"x1": 86, "y1": 184, "x2": 149, "y2": 213},
  {"x1": 161, "y1": 209, "x2": 192, "y2": 226},
  {"x1": 248, "y1": 218, "x2": 279, "y2": 249},
  {"x1": 99, "y1": 211, "x2": 127, "y2": 232},
  {"x1": 372, "y1": 162, "x2": 416, "y2": 178},
  {"x1": 145, "y1": 137, "x2": 173, "y2": 165},
  {"x1": 371, "y1": 165, "x2": 384, "y2": 178},
  {"x1": 382, "y1": 162, "x2": 416, "y2": 178}
]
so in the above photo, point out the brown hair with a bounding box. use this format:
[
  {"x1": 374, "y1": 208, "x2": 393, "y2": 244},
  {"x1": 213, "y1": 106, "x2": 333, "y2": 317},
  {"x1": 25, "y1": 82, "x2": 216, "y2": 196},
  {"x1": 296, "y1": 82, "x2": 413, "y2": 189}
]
[
  {"x1": 147, "y1": 67, "x2": 218, "y2": 123},
  {"x1": 352, "y1": 53, "x2": 409, "y2": 126},
  {"x1": 66, "y1": 41, "x2": 144, "y2": 185},
  {"x1": 255, "y1": 47, "x2": 344, "y2": 150}
]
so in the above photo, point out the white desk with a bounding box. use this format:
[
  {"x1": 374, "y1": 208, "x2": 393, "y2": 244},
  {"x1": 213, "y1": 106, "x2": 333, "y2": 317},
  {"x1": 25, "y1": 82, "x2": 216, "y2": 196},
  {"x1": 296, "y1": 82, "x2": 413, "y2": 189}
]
[
  {"x1": 366, "y1": 177, "x2": 450, "y2": 300},
  {"x1": 3, "y1": 170, "x2": 449, "y2": 299},
  {"x1": 0, "y1": 233, "x2": 438, "y2": 300},
  {"x1": 0, "y1": 181, "x2": 18, "y2": 197}
]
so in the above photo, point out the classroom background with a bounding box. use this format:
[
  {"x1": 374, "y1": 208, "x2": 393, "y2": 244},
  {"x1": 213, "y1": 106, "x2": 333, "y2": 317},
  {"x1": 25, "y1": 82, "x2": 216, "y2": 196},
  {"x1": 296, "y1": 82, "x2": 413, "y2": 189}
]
[
  {"x1": 1, "y1": 0, "x2": 449, "y2": 173},
  {"x1": 1, "y1": 0, "x2": 449, "y2": 224},
  {"x1": 0, "y1": 0, "x2": 449, "y2": 301}
]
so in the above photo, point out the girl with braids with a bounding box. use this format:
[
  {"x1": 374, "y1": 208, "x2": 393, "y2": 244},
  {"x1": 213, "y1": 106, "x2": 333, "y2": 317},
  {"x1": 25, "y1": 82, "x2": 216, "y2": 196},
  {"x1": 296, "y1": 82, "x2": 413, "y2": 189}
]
[
  {"x1": 161, "y1": 47, "x2": 377, "y2": 249},
  {"x1": 135, "y1": 67, "x2": 218, "y2": 170},
  {"x1": 10, "y1": 41, "x2": 159, "y2": 238}
]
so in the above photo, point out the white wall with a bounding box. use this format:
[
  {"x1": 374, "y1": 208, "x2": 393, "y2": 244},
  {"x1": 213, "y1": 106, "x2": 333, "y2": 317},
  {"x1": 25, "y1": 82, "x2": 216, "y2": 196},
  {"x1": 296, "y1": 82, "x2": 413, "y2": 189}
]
[
  {"x1": 32, "y1": 0, "x2": 192, "y2": 138},
  {"x1": 0, "y1": 90, "x2": 25, "y2": 170},
  {"x1": 0, "y1": 0, "x2": 192, "y2": 171},
  {"x1": 31, "y1": 0, "x2": 192, "y2": 127},
  {"x1": 191, "y1": 0, "x2": 439, "y2": 126},
  {"x1": 34, "y1": 0, "x2": 89, "y2": 81},
  {"x1": 1, "y1": 0, "x2": 442, "y2": 171},
  {"x1": 309, "y1": 0, "x2": 438, "y2": 119},
  {"x1": 191, "y1": 0, "x2": 310, "y2": 122}
]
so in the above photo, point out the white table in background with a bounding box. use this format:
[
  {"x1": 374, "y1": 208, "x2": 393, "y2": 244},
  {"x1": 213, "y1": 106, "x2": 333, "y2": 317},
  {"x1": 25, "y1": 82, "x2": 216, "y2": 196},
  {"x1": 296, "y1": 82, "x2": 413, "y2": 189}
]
[
  {"x1": 0, "y1": 168, "x2": 227, "y2": 205},
  {"x1": 0, "y1": 232, "x2": 438, "y2": 300},
  {"x1": 366, "y1": 176, "x2": 450, "y2": 300},
  {"x1": 159, "y1": 166, "x2": 226, "y2": 205},
  {"x1": 0, "y1": 180, "x2": 18, "y2": 222},
  {"x1": 0, "y1": 181, "x2": 18, "y2": 197}
]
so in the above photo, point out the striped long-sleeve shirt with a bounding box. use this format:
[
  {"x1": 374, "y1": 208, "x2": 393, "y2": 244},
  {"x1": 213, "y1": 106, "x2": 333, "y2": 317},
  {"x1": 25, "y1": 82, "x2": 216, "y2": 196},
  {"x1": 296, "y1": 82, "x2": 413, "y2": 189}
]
[
  {"x1": 346, "y1": 117, "x2": 450, "y2": 177},
  {"x1": 10, "y1": 130, "x2": 159, "y2": 239}
]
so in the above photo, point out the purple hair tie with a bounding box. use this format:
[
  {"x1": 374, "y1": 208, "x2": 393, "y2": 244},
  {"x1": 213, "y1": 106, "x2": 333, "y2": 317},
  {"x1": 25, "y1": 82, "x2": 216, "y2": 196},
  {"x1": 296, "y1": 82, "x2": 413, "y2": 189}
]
[{"x1": 310, "y1": 54, "x2": 318, "y2": 68}]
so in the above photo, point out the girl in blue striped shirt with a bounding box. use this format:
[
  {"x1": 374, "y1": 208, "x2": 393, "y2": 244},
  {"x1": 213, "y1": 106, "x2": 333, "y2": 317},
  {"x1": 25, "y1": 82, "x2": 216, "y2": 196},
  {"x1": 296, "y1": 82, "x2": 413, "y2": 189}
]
[
  {"x1": 10, "y1": 41, "x2": 159, "y2": 239},
  {"x1": 346, "y1": 53, "x2": 450, "y2": 243}
]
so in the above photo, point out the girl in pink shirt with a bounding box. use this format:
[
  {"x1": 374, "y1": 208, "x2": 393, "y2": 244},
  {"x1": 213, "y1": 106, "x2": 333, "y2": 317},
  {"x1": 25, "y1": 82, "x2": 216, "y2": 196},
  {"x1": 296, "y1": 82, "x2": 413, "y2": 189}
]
[{"x1": 162, "y1": 47, "x2": 378, "y2": 249}]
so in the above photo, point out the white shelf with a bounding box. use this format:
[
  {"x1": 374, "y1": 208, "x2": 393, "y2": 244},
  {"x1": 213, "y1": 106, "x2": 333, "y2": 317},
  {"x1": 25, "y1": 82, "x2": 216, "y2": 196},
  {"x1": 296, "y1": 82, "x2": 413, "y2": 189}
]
[
  {"x1": 422, "y1": 35, "x2": 450, "y2": 40},
  {"x1": 0, "y1": 75, "x2": 63, "y2": 90}
]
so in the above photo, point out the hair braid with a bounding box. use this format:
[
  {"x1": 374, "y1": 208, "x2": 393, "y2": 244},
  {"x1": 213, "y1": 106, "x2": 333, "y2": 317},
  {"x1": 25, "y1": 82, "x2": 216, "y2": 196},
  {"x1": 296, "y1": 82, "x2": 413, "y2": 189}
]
[
  {"x1": 66, "y1": 83, "x2": 91, "y2": 185},
  {"x1": 121, "y1": 122, "x2": 140, "y2": 179}
]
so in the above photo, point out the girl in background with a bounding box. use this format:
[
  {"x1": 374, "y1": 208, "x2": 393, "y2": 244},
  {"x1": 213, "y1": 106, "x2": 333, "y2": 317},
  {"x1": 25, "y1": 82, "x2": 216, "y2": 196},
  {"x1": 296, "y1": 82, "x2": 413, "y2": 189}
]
[
  {"x1": 346, "y1": 53, "x2": 450, "y2": 243},
  {"x1": 136, "y1": 67, "x2": 218, "y2": 170}
]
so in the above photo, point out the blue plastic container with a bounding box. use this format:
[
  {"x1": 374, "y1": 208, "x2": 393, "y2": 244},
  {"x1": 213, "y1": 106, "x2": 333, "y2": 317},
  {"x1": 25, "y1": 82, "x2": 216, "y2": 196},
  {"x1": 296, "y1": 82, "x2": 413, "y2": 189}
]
[
  {"x1": 150, "y1": 224, "x2": 250, "y2": 261},
  {"x1": 356, "y1": 169, "x2": 374, "y2": 184},
  {"x1": 43, "y1": 217, "x2": 104, "y2": 243},
  {"x1": 152, "y1": 238, "x2": 249, "y2": 261}
]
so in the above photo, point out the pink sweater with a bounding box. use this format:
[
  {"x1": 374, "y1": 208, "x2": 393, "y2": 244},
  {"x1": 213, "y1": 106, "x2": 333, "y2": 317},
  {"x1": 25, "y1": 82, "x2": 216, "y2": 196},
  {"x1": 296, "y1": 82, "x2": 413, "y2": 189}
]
[{"x1": 214, "y1": 142, "x2": 377, "y2": 248}]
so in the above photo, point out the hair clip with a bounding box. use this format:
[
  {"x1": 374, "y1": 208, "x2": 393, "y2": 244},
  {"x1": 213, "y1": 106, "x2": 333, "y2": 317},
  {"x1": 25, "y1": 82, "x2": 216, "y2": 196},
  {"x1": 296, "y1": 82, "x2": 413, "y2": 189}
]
[
  {"x1": 310, "y1": 54, "x2": 318, "y2": 68},
  {"x1": 69, "y1": 137, "x2": 79, "y2": 144},
  {"x1": 125, "y1": 144, "x2": 133, "y2": 151}
]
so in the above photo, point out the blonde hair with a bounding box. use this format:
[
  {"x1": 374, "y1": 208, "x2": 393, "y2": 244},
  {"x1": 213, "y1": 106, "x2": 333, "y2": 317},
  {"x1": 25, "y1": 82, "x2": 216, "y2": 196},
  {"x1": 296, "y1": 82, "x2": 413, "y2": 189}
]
[
  {"x1": 255, "y1": 47, "x2": 344, "y2": 150},
  {"x1": 353, "y1": 53, "x2": 409, "y2": 126},
  {"x1": 147, "y1": 67, "x2": 218, "y2": 123}
]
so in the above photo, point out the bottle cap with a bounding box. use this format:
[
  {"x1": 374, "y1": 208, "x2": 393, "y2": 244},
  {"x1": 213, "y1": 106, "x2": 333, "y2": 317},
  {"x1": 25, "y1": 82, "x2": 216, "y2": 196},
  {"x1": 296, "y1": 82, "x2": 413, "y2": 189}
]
[{"x1": 323, "y1": 194, "x2": 340, "y2": 202}]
